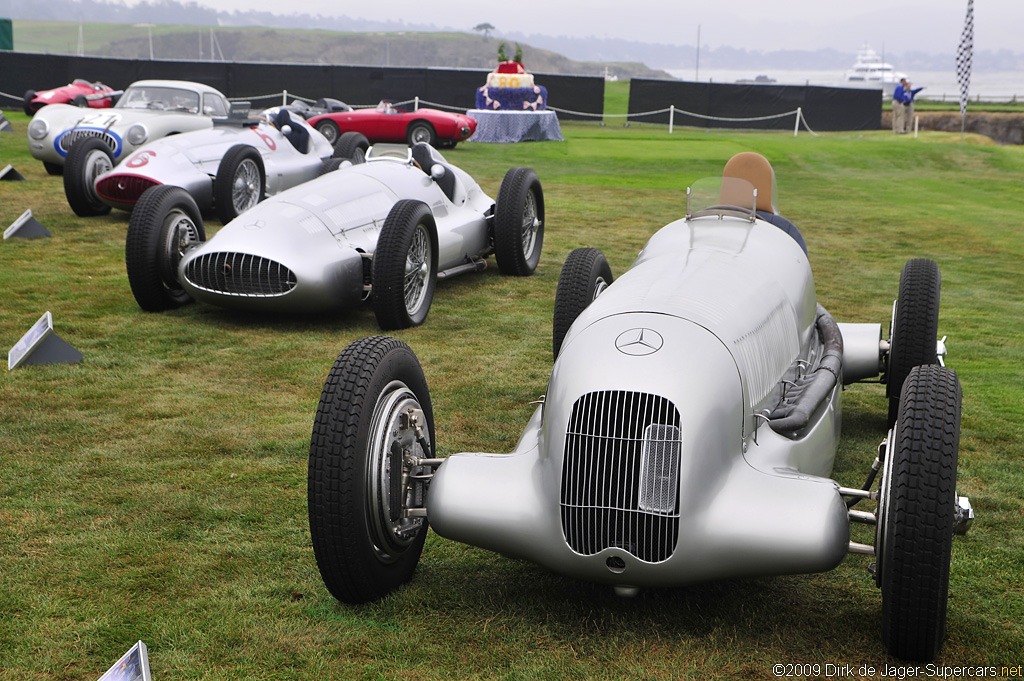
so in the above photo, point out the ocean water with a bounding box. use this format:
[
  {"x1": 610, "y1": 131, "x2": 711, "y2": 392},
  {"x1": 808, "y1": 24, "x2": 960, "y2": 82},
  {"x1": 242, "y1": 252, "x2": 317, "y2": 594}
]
[{"x1": 664, "y1": 68, "x2": 1024, "y2": 101}]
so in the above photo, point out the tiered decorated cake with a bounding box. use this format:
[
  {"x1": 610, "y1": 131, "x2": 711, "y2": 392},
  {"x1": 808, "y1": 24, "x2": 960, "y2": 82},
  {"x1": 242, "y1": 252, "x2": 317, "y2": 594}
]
[{"x1": 475, "y1": 61, "x2": 548, "y2": 111}]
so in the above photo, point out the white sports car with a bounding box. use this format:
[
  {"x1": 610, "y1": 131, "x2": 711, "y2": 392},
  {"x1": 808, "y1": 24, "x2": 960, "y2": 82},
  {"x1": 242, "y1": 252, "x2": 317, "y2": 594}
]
[
  {"x1": 306, "y1": 153, "x2": 973, "y2": 662},
  {"x1": 26, "y1": 79, "x2": 231, "y2": 176},
  {"x1": 64, "y1": 106, "x2": 337, "y2": 222},
  {"x1": 125, "y1": 142, "x2": 544, "y2": 329}
]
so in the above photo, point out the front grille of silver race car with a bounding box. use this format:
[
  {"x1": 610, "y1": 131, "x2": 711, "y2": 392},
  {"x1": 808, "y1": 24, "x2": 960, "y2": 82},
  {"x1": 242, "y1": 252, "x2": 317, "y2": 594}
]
[
  {"x1": 560, "y1": 390, "x2": 682, "y2": 563},
  {"x1": 57, "y1": 129, "x2": 119, "y2": 154},
  {"x1": 184, "y1": 252, "x2": 297, "y2": 297}
]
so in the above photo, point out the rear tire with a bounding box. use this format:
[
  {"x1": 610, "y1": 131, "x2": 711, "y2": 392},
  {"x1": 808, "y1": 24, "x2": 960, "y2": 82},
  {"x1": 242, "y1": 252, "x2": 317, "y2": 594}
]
[
  {"x1": 214, "y1": 144, "x2": 265, "y2": 224},
  {"x1": 308, "y1": 335, "x2": 434, "y2": 603},
  {"x1": 23, "y1": 90, "x2": 36, "y2": 117},
  {"x1": 553, "y1": 248, "x2": 613, "y2": 358},
  {"x1": 125, "y1": 185, "x2": 206, "y2": 311},
  {"x1": 72, "y1": 94, "x2": 88, "y2": 107},
  {"x1": 493, "y1": 167, "x2": 544, "y2": 276},
  {"x1": 885, "y1": 258, "x2": 941, "y2": 426},
  {"x1": 63, "y1": 137, "x2": 114, "y2": 217},
  {"x1": 319, "y1": 158, "x2": 344, "y2": 175},
  {"x1": 877, "y1": 365, "x2": 961, "y2": 662},
  {"x1": 371, "y1": 200, "x2": 438, "y2": 330},
  {"x1": 333, "y1": 131, "x2": 369, "y2": 162}
]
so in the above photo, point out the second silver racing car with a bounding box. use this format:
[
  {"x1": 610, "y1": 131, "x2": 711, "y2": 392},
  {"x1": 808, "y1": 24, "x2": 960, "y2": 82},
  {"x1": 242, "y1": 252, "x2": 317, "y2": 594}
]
[{"x1": 124, "y1": 140, "x2": 544, "y2": 329}]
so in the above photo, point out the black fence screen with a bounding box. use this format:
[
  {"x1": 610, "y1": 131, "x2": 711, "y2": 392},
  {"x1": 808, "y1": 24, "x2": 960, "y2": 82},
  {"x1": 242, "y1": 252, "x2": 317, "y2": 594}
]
[
  {"x1": 628, "y1": 78, "x2": 881, "y2": 131},
  {"x1": 0, "y1": 52, "x2": 604, "y2": 120}
]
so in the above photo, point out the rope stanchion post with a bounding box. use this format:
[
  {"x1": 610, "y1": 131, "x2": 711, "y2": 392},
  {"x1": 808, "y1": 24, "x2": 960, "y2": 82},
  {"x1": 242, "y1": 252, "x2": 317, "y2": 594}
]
[
  {"x1": 669, "y1": 105, "x2": 674, "y2": 135},
  {"x1": 283, "y1": 90, "x2": 288, "y2": 106},
  {"x1": 414, "y1": 96, "x2": 419, "y2": 111},
  {"x1": 794, "y1": 107, "x2": 801, "y2": 137}
]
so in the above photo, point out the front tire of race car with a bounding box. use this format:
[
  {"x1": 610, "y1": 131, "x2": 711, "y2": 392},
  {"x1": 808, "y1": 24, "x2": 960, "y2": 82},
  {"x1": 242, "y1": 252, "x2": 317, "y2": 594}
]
[
  {"x1": 43, "y1": 162, "x2": 63, "y2": 176},
  {"x1": 125, "y1": 185, "x2": 206, "y2": 312},
  {"x1": 371, "y1": 200, "x2": 438, "y2": 330},
  {"x1": 553, "y1": 248, "x2": 614, "y2": 359},
  {"x1": 214, "y1": 145, "x2": 265, "y2": 225},
  {"x1": 308, "y1": 335, "x2": 434, "y2": 604},
  {"x1": 23, "y1": 90, "x2": 36, "y2": 117},
  {"x1": 72, "y1": 94, "x2": 88, "y2": 107},
  {"x1": 332, "y1": 131, "x2": 369, "y2": 163},
  {"x1": 493, "y1": 167, "x2": 545, "y2": 276},
  {"x1": 315, "y1": 120, "x2": 341, "y2": 146},
  {"x1": 63, "y1": 137, "x2": 114, "y2": 217},
  {"x1": 406, "y1": 121, "x2": 436, "y2": 146},
  {"x1": 877, "y1": 364, "x2": 961, "y2": 662},
  {"x1": 884, "y1": 258, "x2": 941, "y2": 426}
]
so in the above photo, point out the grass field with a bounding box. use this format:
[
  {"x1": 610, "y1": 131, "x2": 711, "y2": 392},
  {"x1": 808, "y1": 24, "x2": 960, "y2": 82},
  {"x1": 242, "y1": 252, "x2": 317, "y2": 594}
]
[{"x1": 1, "y1": 113, "x2": 1022, "y2": 680}]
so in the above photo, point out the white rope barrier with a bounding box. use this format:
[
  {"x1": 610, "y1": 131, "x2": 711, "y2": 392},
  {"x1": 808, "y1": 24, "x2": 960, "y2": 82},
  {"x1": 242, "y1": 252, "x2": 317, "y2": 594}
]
[{"x1": 2, "y1": 87, "x2": 823, "y2": 136}]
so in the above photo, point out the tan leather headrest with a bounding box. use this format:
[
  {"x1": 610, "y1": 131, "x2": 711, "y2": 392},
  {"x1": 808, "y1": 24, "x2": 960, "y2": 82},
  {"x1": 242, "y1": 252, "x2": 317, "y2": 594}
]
[{"x1": 722, "y1": 152, "x2": 777, "y2": 214}]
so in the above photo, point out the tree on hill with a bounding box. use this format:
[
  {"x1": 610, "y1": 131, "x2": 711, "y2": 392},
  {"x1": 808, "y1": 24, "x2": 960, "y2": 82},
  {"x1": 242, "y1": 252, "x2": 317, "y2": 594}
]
[{"x1": 473, "y1": 22, "x2": 494, "y2": 38}]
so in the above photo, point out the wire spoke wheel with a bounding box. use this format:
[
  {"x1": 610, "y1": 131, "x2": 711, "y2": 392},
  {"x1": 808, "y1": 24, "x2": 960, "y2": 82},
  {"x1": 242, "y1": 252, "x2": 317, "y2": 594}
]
[
  {"x1": 125, "y1": 185, "x2": 206, "y2": 311},
  {"x1": 158, "y1": 210, "x2": 202, "y2": 292},
  {"x1": 520, "y1": 189, "x2": 539, "y2": 261},
  {"x1": 403, "y1": 225, "x2": 432, "y2": 317},
  {"x1": 372, "y1": 200, "x2": 438, "y2": 330},
  {"x1": 494, "y1": 167, "x2": 544, "y2": 276},
  {"x1": 231, "y1": 158, "x2": 261, "y2": 214}
]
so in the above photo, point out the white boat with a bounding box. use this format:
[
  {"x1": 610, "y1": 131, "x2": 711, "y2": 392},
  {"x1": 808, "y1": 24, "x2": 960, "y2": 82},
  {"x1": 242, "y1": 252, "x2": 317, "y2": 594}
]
[{"x1": 844, "y1": 43, "x2": 907, "y2": 96}]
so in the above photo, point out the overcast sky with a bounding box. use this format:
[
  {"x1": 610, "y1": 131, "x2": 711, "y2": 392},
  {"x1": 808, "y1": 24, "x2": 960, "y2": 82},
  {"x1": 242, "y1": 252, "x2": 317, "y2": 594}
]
[{"x1": 148, "y1": 0, "x2": 1018, "y2": 54}]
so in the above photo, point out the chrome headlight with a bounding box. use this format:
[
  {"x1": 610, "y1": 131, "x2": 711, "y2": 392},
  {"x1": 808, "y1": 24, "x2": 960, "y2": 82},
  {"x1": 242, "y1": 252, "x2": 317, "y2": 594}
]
[
  {"x1": 126, "y1": 124, "x2": 148, "y2": 146},
  {"x1": 28, "y1": 118, "x2": 49, "y2": 140}
]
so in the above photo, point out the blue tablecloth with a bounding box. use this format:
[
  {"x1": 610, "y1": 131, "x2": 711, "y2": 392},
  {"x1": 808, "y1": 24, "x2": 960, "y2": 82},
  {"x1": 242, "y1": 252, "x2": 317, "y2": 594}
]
[{"x1": 466, "y1": 109, "x2": 564, "y2": 143}]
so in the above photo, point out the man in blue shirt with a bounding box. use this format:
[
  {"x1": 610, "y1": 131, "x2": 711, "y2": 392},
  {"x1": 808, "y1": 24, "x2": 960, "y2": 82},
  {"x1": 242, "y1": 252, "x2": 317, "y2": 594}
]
[
  {"x1": 892, "y1": 78, "x2": 908, "y2": 133},
  {"x1": 903, "y1": 80, "x2": 925, "y2": 133}
]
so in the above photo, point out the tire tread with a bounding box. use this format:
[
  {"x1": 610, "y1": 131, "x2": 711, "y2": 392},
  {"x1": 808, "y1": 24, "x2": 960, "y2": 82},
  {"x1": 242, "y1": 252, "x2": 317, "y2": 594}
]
[{"x1": 881, "y1": 364, "x2": 961, "y2": 661}]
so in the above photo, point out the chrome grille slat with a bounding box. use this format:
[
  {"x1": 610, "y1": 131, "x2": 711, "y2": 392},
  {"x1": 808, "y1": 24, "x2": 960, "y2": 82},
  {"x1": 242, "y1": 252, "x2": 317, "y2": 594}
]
[
  {"x1": 560, "y1": 390, "x2": 682, "y2": 563},
  {"x1": 58, "y1": 129, "x2": 118, "y2": 154},
  {"x1": 184, "y1": 252, "x2": 296, "y2": 297}
]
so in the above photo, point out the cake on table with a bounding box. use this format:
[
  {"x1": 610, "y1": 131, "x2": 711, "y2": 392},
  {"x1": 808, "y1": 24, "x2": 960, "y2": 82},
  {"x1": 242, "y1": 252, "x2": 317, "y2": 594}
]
[{"x1": 475, "y1": 61, "x2": 548, "y2": 111}]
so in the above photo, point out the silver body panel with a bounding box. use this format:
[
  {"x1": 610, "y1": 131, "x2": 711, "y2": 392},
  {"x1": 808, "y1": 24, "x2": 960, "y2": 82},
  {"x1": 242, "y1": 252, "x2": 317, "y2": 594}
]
[
  {"x1": 93, "y1": 115, "x2": 334, "y2": 211},
  {"x1": 428, "y1": 214, "x2": 870, "y2": 586},
  {"x1": 28, "y1": 80, "x2": 229, "y2": 166},
  {"x1": 178, "y1": 151, "x2": 494, "y2": 313}
]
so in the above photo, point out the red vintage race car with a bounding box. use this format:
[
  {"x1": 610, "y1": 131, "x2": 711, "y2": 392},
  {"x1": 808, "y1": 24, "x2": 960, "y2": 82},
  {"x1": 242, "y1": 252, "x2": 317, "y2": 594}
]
[
  {"x1": 24, "y1": 79, "x2": 120, "y2": 116},
  {"x1": 306, "y1": 100, "x2": 476, "y2": 148}
]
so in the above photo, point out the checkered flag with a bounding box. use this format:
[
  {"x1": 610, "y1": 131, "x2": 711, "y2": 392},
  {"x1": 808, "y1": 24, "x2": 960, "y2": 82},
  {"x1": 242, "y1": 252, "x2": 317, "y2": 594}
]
[{"x1": 956, "y1": 0, "x2": 974, "y2": 118}]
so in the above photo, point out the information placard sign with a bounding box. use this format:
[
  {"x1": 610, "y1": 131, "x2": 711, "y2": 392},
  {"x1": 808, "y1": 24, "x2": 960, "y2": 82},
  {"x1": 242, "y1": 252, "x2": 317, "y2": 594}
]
[
  {"x1": 8, "y1": 311, "x2": 83, "y2": 370},
  {"x1": 96, "y1": 641, "x2": 152, "y2": 681}
]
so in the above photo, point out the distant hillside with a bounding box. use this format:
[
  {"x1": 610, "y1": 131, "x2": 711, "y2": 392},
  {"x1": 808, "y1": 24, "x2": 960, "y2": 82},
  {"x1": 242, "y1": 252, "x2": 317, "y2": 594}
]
[
  {"x1": 11, "y1": 20, "x2": 672, "y2": 80},
  {"x1": 7, "y1": 0, "x2": 1022, "y2": 72}
]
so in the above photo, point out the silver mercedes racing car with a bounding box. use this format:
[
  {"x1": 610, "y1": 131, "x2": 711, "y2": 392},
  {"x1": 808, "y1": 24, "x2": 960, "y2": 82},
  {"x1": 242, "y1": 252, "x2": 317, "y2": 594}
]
[
  {"x1": 124, "y1": 141, "x2": 544, "y2": 329},
  {"x1": 64, "y1": 106, "x2": 337, "y2": 221},
  {"x1": 306, "y1": 153, "x2": 973, "y2": 662}
]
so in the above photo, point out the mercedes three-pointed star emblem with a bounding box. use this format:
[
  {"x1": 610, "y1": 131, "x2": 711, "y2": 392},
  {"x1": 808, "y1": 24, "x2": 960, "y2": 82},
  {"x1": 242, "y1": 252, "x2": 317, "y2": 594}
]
[{"x1": 614, "y1": 328, "x2": 664, "y2": 356}]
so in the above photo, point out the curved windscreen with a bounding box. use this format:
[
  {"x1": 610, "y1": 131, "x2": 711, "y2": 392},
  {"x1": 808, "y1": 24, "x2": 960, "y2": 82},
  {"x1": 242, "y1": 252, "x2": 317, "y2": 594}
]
[
  {"x1": 117, "y1": 86, "x2": 200, "y2": 113},
  {"x1": 685, "y1": 177, "x2": 757, "y2": 220}
]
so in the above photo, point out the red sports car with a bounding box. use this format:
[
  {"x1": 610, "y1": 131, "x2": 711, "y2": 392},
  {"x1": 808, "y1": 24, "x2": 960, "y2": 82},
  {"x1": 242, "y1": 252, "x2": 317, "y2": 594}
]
[
  {"x1": 24, "y1": 79, "x2": 119, "y2": 116},
  {"x1": 306, "y1": 100, "x2": 476, "y2": 148}
]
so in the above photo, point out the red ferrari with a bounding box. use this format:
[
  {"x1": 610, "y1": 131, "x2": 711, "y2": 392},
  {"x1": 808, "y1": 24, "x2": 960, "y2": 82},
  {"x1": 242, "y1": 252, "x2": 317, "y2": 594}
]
[
  {"x1": 24, "y1": 79, "x2": 119, "y2": 116},
  {"x1": 306, "y1": 100, "x2": 476, "y2": 148}
]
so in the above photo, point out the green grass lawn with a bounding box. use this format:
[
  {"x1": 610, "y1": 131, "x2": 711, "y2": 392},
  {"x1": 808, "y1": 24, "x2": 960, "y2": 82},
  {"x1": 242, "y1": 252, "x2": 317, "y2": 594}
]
[{"x1": 1, "y1": 113, "x2": 1022, "y2": 680}]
